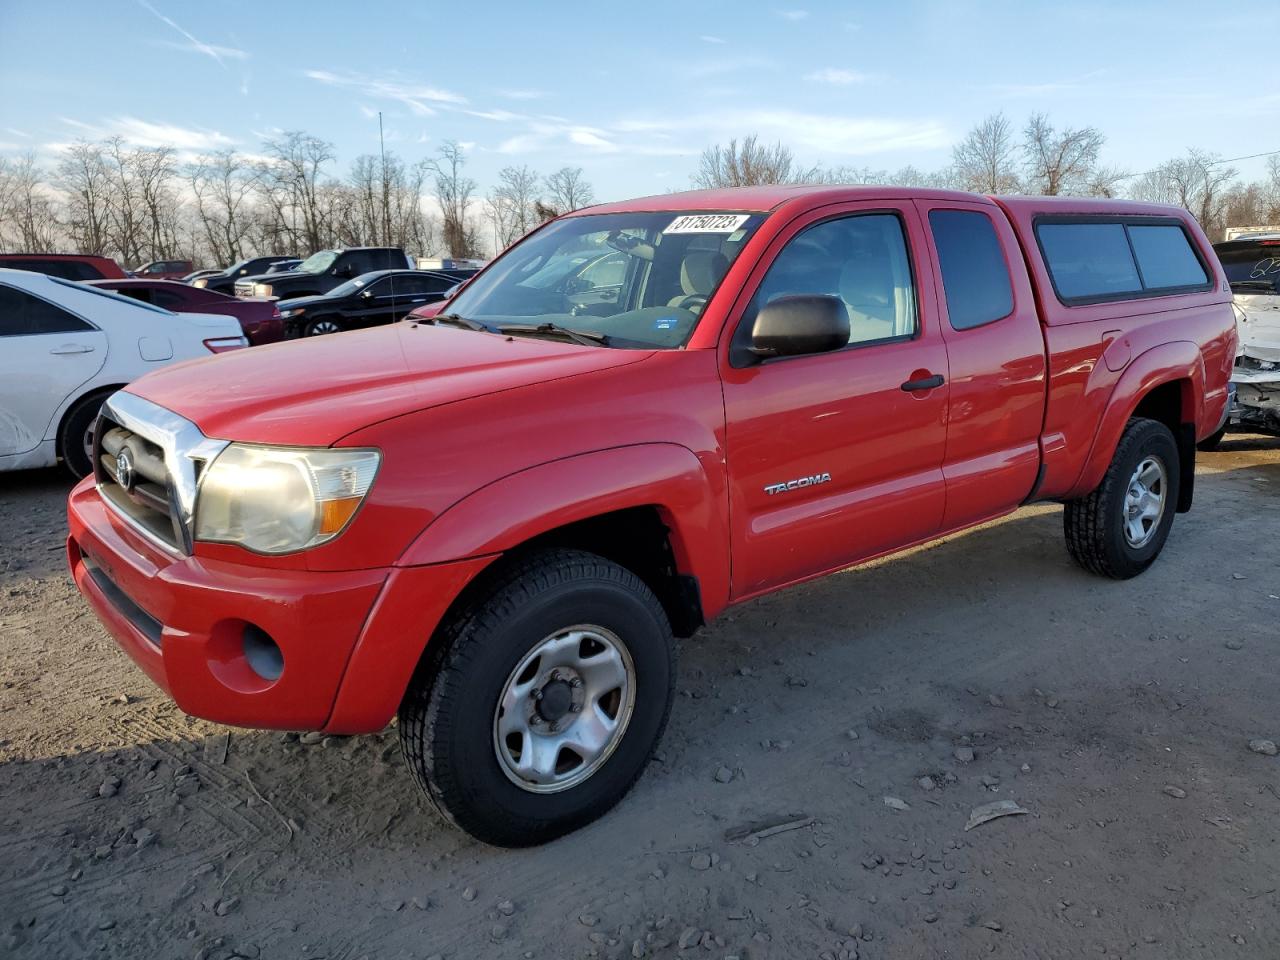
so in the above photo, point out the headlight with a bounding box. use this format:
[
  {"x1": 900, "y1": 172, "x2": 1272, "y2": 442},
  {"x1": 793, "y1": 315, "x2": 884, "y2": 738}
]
[
  {"x1": 252, "y1": 282, "x2": 273, "y2": 298},
  {"x1": 193, "y1": 278, "x2": 209, "y2": 288},
  {"x1": 195, "y1": 445, "x2": 380, "y2": 554},
  {"x1": 279, "y1": 307, "x2": 303, "y2": 318}
]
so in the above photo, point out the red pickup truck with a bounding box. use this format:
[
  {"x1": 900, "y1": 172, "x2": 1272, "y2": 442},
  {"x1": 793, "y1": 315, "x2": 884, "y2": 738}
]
[{"x1": 67, "y1": 185, "x2": 1236, "y2": 846}]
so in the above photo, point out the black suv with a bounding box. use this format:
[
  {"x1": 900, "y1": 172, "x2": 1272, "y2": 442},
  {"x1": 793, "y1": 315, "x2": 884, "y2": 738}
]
[
  {"x1": 235, "y1": 247, "x2": 412, "y2": 300},
  {"x1": 277, "y1": 269, "x2": 471, "y2": 337},
  {"x1": 195, "y1": 256, "x2": 299, "y2": 294}
]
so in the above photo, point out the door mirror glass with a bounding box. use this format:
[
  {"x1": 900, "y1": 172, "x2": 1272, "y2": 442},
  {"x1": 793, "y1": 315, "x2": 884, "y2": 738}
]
[{"x1": 749, "y1": 295, "x2": 849, "y2": 361}]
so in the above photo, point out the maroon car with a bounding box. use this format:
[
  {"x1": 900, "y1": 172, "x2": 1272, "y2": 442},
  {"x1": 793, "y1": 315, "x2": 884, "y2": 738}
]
[
  {"x1": 132, "y1": 259, "x2": 195, "y2": 279},
  {"x1": 88, "y1": 278, "x2": 285, "y2": 345}
]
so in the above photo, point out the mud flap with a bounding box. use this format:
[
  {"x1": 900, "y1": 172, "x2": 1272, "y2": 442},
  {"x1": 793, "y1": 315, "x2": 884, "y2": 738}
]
[{"x1": 1176, "y1": 424, "x2": 1195, "y2": 513}]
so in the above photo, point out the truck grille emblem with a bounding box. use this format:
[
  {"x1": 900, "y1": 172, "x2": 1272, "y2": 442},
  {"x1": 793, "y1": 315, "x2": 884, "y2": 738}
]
[
  {"x1": 116, "y1": 448, "x2": 136, "y2": 492},
  {"x1": 764, "y1": 472, "x2": 832, "y2": 496}
]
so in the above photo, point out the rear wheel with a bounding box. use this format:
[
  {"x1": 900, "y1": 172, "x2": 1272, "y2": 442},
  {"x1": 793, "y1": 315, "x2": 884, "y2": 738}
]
[
  {"x1": 58, "y1": 390, "x2": 111, "y2": 479},
  {"x1": 1063, "y1": 417, "x2": 1180, "y2": 579},
  {"x1": 398, "y1": 549, "x2": 675, "y2": 847}
]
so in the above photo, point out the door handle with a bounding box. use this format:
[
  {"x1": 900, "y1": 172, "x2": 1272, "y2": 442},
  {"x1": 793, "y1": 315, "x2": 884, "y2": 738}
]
[
  {"x1": 50, "y1": 345, "x2": 95, "y2": 356},
  {"x1": 900, "y1": 373, "x2": 944, "y2": 392}
]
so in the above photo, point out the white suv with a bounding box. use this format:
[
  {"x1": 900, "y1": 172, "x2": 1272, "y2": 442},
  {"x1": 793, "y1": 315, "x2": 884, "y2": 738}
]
[
  {"x1": 0, "y1": 269, "x2": 247, "y2": 477},
  {"x1": 1211, "y1": 237, "x2": 1280, "y2": 445}
]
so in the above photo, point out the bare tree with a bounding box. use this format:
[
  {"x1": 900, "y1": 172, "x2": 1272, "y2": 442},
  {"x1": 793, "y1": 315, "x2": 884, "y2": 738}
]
[
  {"x1": 256, "y1": 131, "x2": 336, "y2": 253},
  {"x1": 1131, "y1": 149, "x2": 1237, "y2": 237},
  {"x1": 952, "y1": 113, "x2": 1020, "y2": 194},
  {"x1": 487, "y1": 165, "x2": 542, "y2": 249},
  {"x1": 57, "y1": 140, "x2": 112, "y2": 255},
  {"x1": 190, "y1": 150, "x2": 255, "y2": 265},
  {"x1": 541, "y1": 166, "x2": 594, "y2": 215},
  {"x1": 1022, "y1": 113, "x2": 1107, "y2": 196},
  {"x1": 692, "y1": 136, "x2": 819, "y2": 189},
  {"x1": 0, "y1": 152, "x2": 60, "y2": 252},
  {"x1": 431, "y1": 140, "x2": 481, "y2": 258}
]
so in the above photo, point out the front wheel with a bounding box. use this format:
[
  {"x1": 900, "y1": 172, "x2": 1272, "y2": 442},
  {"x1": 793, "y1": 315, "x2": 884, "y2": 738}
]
[
  {"x1": 398, "y1": 549, "x2": 675, "y2": 847},
  {"x1": 1063, "y1": 417, "x2": 1180, "y2": 579},
  {"x1": 304, "y1": 316, "x2": 343, "y2": 337}
]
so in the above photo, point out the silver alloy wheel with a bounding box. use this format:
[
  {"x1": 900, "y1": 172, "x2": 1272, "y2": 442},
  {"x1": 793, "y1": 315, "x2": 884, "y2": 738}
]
[
  {"x1": 493, "y1": 625, "x2": 636, "y2": 794},
  {"x1": 1123, "y1": 455, "x2": 1167, "y2": 548},
  {"x1": 307, "y1": 319, "x2": 341, "y2": 335}
]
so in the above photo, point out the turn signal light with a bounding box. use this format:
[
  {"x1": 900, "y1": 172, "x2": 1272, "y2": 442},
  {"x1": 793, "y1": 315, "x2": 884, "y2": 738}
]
[{"x1": 204, "y1": 336, "x2": 249, "y2": 353}]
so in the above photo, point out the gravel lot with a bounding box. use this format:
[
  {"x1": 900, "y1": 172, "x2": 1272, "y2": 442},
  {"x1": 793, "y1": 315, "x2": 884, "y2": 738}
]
[{"x1": 2, "y1": 436, "x2": 1278, "y2": 959}]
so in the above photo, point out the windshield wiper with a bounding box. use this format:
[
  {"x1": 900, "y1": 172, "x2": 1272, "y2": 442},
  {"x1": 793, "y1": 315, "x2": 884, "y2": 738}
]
[
  {"x1": 422, "y1": 312, "x2": 492, "y2": 332},
  {"x1": 498, "y1": 322, "x2": 610, "y2": 347}
]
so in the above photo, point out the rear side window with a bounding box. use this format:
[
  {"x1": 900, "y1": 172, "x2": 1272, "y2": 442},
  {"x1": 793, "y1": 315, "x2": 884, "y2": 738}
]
[
  {"x1": 1128, "y1": 226, "x2": 1208, "y2": 289},
  {"x1": 1036, "y1": 218, "x2": 1211, "y2": 304},
  {"x1": 929, "y1": 210, "x2": 1014, "y2": 330},
  {"x1": 0, "y1": 284, "x2": 94, "y2": 336},
  {"x1": 1036, "y1": 223, "x2": 1141, "y2": 300},
  {"x1": 1, "y1": 258, "x2": 103, "y2": 280}
]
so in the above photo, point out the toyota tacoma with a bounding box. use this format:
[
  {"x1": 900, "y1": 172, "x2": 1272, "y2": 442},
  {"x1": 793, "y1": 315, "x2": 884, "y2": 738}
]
[{"x1": 68, "y1": 186, "x2": 1236, "y2": 846}]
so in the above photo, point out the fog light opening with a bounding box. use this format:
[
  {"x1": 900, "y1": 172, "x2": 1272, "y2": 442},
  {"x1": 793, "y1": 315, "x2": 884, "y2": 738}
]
[{"x1": 242, "y1": 625, "x2": 284, "y2": 682}]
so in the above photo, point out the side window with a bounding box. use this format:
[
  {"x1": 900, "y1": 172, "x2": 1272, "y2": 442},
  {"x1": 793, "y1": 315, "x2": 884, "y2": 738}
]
[
  {"x1": 929, "y1": 210, "x2": 1014, "y2": 330},
  {"x1": 0, "y1": 285, "x2": 94, "y2": 336},
  {"x1": 745, "y1": 213, "x2": 916, "y2": 347},
  {"x1": 1128, "y1": 225, "x2": 1208, "y2": 290},
  {"x1": 151, "y1": 289, "x2": 186, "y2": 309},
  {"x1": 1036, "y1": 219, "x2": 1211, "y2": 303},
  {"x1": 419, "y1": 275, "x2": 457, "y2": 294},
  {"x1": 577, "y1": 252, "x2": 627, "y2": 288},
  {"x1": 1037, "y1": 223, "x2": 1141, "y2": 300}
]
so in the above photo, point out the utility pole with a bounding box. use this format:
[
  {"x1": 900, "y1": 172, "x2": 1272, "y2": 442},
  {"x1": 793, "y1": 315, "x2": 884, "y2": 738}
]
[{"x1": 379, "y1": 111, "x2": 391, "y2": 245}]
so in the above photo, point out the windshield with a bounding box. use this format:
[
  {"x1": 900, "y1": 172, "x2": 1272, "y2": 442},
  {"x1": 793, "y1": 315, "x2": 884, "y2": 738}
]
[
  {"x1": 1216, "y1": 241, "x2": 1280, "y2": 293},
  {"x1": 297, "y1": 250, "x2": 339, "y2": 275},
  {"x1": 444, "y1": 211, "x2": 765, "y2": 348}
]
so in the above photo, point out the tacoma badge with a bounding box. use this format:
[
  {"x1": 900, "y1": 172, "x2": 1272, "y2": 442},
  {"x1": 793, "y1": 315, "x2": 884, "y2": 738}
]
[{"x1": 764, "y1": 472, "x2": 832, "y2": 496}]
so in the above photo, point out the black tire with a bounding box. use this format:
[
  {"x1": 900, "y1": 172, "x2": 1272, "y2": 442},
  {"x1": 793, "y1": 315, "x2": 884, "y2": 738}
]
[
  {"x1": 1063, "y1": 417, "x2": 1180, "y2": 580},
  {"x1": 303, "y1": 316, "x2": 344, "y2": 337},
  {"x1": 398, "y1": 548, "x2": 676, "y2": 847},
  {"x1": 1196, "y1": 424, "x2": 1227, "y2": 452},
  {"x1": 58, "y1": 390, "x2": 111, "y2": 479}
]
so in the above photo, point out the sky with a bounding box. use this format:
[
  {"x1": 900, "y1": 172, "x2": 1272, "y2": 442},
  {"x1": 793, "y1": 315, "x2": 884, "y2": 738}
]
[{"x1": 0, "y1": 0, "x2": 1276, "y2": 201}]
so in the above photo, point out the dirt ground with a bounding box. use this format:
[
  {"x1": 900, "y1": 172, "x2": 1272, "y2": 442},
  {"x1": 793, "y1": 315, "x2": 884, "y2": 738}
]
[{"x1": 1, "y1": 436, "x2": 1278, "y2": 960}]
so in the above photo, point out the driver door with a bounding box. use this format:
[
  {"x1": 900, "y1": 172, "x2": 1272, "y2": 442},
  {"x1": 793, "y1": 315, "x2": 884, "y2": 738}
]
[{"x1": 719, "y1": 202, "x2": 950, "y2": 598}]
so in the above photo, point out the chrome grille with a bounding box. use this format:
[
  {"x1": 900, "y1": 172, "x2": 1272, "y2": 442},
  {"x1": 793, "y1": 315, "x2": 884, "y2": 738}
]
[{"x1": 94, "y1": 392, "x2": 230, "y2": 555}]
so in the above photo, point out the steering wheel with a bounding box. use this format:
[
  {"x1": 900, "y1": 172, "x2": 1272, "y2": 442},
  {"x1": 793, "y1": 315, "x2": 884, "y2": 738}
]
[{"x1": 672, "y1": 294, "x2": 708, "y2": 313}]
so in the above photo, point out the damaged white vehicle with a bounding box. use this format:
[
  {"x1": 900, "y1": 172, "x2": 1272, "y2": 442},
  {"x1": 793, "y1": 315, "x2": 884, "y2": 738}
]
[{"x1": 1209, "y1": 236, "x2": 1280, "y2": 447}]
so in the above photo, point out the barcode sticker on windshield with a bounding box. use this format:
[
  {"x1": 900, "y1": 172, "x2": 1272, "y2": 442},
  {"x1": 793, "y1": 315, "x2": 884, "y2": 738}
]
[{"x1": 664, "y1": 214, "x2": 751, "y2": 234}]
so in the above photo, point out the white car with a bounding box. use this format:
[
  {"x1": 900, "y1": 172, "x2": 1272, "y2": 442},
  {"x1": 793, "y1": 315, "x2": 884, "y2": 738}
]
[{"x1": 0, "y1": 268, "x2": 247, "y2": 477}]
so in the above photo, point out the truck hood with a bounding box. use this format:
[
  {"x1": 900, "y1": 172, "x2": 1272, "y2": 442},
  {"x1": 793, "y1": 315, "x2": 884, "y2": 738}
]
[
  {"x1": 125, "y1": 323, "x2": 652, "y2": 446},
  {"x1": 240, "y1": 269, "x2": 314, "y2": 286}
]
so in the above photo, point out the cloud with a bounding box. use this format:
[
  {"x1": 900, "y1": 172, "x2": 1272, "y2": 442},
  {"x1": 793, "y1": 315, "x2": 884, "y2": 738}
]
[
  {"x1": 303, "y1": 69, "x2": 466, "y2": 116},
  {"x1": 137, "y1": 0, "x2": 245, "y2": 68},
  {"x1": 59, "y1": 116, "x2": 236, "y2": 151},
  {"x1": 5, "y1": 128, "x2": 31, "y2": 139},
  {"x1": 805, "y1": 68, "x2": 869, "y2": 85},
  {"x1": 497, "y1": 88, "x2": 546, "y2": 101},
  {"x1": 679, "y1": 56, "x2": 773, "y2": 80},
  {"x1": 156, "y1": 39, "x2": 248, "y2": 61},
  {"x1": 988, "y1": 69, "x2": 1109, "y2": 98},
  {"x1": 607, "y1": 110, "x2": 948, "y2": 157},
  {"x1": 700, "y1": 35, "x2": 727, "y2": 44},
  {"x1": 777, "y1": 9, "x2": 809, "y2": 20}
]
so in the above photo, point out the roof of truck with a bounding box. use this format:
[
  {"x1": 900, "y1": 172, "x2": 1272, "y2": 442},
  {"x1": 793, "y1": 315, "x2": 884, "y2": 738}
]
[{"x1": 576, "y1": 185, "x2": 1192, "y2": 219}]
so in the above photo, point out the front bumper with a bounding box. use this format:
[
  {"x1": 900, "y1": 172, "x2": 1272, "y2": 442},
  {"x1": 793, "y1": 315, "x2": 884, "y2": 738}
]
[
  {"x1": 67, "y1": 478, "x2": 493, "y2": 733},
  {"x1": 1228, "y1": 371, "x2": 1280, "y2": 435}
]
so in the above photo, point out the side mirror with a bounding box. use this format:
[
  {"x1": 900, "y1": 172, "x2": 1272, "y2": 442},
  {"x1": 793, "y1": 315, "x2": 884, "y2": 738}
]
[
  {"x1": 360, "y1": 289, "x2": 373, "y2": 299},
  {"x1": 335, "y1": 264, "x2": 355, "y2": 277},
  {"x1": 744, "y1": 295, "x2": 849, "y2": 363}
]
